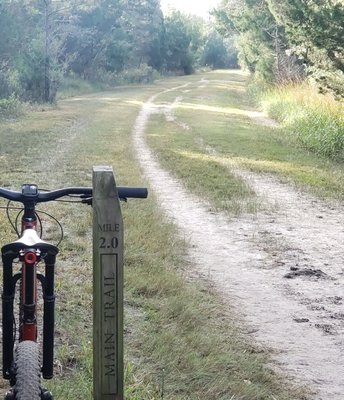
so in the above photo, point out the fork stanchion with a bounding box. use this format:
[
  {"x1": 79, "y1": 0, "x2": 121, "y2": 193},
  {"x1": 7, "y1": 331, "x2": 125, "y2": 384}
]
[{"x1": 93, "y1": 166, "x2": 124, "y2": 400}]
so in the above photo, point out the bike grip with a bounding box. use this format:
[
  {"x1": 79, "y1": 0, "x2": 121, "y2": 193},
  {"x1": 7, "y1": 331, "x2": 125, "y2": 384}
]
[{"x1": 117, "y1": 187, "x2": 148, "y2": 199}]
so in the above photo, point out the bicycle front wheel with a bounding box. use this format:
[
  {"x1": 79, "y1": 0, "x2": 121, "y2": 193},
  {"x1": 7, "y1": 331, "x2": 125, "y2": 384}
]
[{"x1": 13, "y1": 341, "x2": 41, "y2": 400}]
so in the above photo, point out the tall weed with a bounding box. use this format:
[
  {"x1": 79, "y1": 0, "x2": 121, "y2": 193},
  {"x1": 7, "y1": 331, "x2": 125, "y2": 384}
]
[
  {"x1": 262, "y1": 84, "x2": 344, "y2": 160},
  {"x1": 114, "y1": 64, "x2": 160, "y2": 85},
  {"x1": 57, "y1": 76, "x2": 108, "y2": 99},
  {"x1": 58, "y1": 65, "x2": 160, "y2": 99},
  {"x1": 0, "y1": 95, "x2": 25, "y2": 119}
]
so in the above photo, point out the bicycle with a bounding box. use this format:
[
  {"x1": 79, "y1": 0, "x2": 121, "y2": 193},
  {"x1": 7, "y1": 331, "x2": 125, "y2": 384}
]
[{"x1": 0, "y1": 183, "x2": 147, "y2": 399}]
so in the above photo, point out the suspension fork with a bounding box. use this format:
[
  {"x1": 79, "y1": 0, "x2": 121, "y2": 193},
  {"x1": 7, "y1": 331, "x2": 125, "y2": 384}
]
[
  {"x1": 18, "y1": 211, "x2": 57, "y2": 379},
  {"x1": 41, "y1": 253, "x2": 56, "y2": 379},
  {"x1": 1, "y1": 252, "x2": 19, "y2": 380},
  {"x1": 18, "y1": 250, "x2": 57, "y2": 379},
  {"x1": 1, "y1": 251, "x2": 57, "y2": 380}
]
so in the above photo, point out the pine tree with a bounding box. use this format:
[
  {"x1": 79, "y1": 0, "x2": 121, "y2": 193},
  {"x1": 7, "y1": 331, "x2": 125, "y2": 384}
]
[{"x1": 267, "y1": 0, "x2": 344, "y2": 95}]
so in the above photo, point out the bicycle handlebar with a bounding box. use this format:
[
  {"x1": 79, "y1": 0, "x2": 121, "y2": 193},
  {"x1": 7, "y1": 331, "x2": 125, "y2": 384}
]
[{"x1": 0, "y1": 186, "x2": 148, "y2": 203}]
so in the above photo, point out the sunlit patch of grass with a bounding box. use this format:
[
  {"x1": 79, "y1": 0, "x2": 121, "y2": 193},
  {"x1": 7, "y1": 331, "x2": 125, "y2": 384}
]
[
  {"x1": 125, "y1": 100, "x2": 145, "y2": 106},
  {"x1": 174, "y1": 102, "x2": 255, "y2": 116},
  {"x1": 147, "y1": 114, "x2": 256, "y2": 215},
  {"x1": 155, "y1": 79, "x2": 344, "y2": 200},
  {"x1": 213, "y1": 83, "x2": 246, "y2": 92},
  {"x1": 148, "y1": 72, "x2": 344, "y2": 211},
  {"x1": 154, "y1": 76, "x2": 253, "y2": 110}
]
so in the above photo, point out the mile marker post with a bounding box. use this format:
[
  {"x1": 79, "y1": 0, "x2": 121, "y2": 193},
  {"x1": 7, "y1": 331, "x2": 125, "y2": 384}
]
[{"x1": 93, "y1": 166, "x2": 124, "y2": 400}]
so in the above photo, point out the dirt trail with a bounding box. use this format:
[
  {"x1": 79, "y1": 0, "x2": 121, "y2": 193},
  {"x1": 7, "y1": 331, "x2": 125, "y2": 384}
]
[{"x1": 133, "y1": 87, "x2": 344, "y2": 399}]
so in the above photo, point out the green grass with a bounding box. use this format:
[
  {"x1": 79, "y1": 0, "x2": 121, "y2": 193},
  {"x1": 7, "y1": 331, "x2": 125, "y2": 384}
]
[
  {"x1": 148, "y1": 113, "x2": 256, "y2": 214},
  {"x1": 57, "y1": 76, "x2": 109, "y2": 100},
  {"x1": 0, "y1": 95, "x2": 25, "y2": 119},
  {"x1": 262, "y1": 83, "x2": 344, "y2": 161},
  {"x1": 0, "y1": 74, "x2": 308, "y2": 399},
  {"x1": 147, "y1": 70, "x2": 344, "y2": 204}
]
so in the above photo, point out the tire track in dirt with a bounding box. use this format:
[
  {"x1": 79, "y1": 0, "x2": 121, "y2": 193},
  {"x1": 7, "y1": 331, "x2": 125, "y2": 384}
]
[{"x1": 132, "y1": 87, "x2": 344, "y2": 399}]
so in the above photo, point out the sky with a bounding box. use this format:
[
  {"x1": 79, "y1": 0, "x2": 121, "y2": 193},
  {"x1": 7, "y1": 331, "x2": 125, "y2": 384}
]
[{"x1": 160, "y1": 0, "x2": 221, "y2": 18}]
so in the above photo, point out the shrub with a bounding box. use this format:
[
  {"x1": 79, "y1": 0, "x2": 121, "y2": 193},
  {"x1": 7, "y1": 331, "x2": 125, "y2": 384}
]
[
  {"x1": 57, "y1": 76, "x2": 107, "y2": 99},
  {"x1": 0, "y1": 72, "x2": 12, "y2": 99},
  {"x1": 0, "y1": 95, "x2": 25, "y2": 119},
  {"x1": 114, "y1": 64, "x2": 159, "y2": 85},
  {"x1": 262, "y1": 84, "x2": 344, "y2": 160}
]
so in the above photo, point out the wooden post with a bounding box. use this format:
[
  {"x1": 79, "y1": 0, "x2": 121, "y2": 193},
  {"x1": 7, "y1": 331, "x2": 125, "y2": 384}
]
[{"x1": 93, "y1": 166, "x2": 124, "y2": 400}]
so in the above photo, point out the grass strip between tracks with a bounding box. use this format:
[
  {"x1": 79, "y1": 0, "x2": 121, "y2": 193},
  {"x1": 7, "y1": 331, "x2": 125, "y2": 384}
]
[{"x1": 147, "y1": 71, "x2": 344, "y2": 208}]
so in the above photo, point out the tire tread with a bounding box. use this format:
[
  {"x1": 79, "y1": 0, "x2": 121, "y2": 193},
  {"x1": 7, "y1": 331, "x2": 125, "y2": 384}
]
[{"x1": 14, "y1": 341, "x2": 41, "y2": 400}]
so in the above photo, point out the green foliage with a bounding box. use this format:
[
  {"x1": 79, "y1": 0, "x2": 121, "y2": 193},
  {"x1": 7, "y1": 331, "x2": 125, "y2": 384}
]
[
  {"x1": 262, "y1": 85, "x2": 344, "y2": 160},
  {"x1": 267, "y1": 0, "x2": 344, "y2": 97},
  {"x1": 0, "y1": 0, "x2": 238, "y2": 102},
  {"x1": 163, "y1": 11, "x2": 196, "y2": 74},
  {"x1": 66, "y1": 0, "x2": 130, "y2": 78},
  {"x1": 121, "y1": 0, "x2": 165, "y2": 70},
  {"x1": 114, "y1": 64, "x2": 159, "y2": 85},
  {"x1": 215, "y1": 0, "x2": 344, "y2": 96},
  {"x1": 0, "y1": 0, "x2": 75, "y2": 102},
  {"x1": 57, "y1": 76, "x2": 108, "y2": 99},
  {"x1": 214, "y1": 0, "x2": 280, "y2": 80},
  {"x1": 16, "y1": 37, "x2": 47, "y2": 102},
  {"x1": 267, "y1": 0, "x2": 344, "y2": 58},
  {"x1": 0, "y1": 73, "x2": 11, "y2": 99},
  {"x1": 0, "y1": 94, "x2": 24, "y2": 119},
  {"x1": 294, "y1": 109, "x2": 344, "y2": 160},
  {"x1": 202, "y1": 31, "x2": 239, "y2": 68}
]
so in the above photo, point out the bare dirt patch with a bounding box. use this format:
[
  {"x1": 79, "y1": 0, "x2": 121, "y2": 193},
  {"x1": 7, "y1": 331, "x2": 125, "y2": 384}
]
[
  {"x1": 133, "y1": 88, "x2": 344, "y2": 399},
  {"x1": 247, "y1": 110, "x2": 280, "y2": 127}
]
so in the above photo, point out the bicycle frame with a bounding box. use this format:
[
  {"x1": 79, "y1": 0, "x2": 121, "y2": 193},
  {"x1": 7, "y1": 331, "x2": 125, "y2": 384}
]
[{"x1": 2, "y1": 197, "x2": 58, "y2": 381}]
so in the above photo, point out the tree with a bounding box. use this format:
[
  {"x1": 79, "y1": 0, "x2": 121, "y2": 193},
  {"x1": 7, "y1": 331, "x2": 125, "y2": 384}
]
[
  {"x1": 0, "y1": 0, "x2": 81, "y2": 102},
  {"x1": 215, "y1": 0, "x2": 279, "y2": 81},
  {"x1": 215, "y1": 0, "x2": 306, "y2": 83},
  {"x1": 66, "y1": 0, "x2": 129, "y2": 78},
  {"x1": 202, "y1": 30, "x2": 238, "y2": 69},
  {"x1": 214, "y1": 0, "x2": 343, "y2": 94},
  {"x1": 0, "y1": 0, "x2": 226, "y2": 102},
  {"x1": 267, "y1": 0, "x2": 344, "y2": 95},
  {"x1": 121, "y1": 0, "x2": 165, "y2": 70},
  {"x1": 163, "y1": 11, "x2": 195, "y2": 74},
  {"x1": 0, "y1": 1, "x2": 41, "y2": 98}
]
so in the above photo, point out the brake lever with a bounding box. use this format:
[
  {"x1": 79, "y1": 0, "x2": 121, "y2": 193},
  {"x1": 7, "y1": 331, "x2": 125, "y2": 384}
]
[{"x1": 81, "y1": 197, "x2": 93, "y2": 205}]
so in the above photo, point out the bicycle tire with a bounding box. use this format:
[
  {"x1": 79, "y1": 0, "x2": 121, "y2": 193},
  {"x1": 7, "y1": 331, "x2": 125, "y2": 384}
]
[{"x1": 13, "y1": 341, "x2": 41, "y2": 400}]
